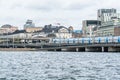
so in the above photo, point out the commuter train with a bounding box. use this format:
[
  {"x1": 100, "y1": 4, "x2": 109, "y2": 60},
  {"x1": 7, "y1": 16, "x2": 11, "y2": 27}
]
[{"x1": 52, "y1": 36, "x2": 120, "y2": 44}]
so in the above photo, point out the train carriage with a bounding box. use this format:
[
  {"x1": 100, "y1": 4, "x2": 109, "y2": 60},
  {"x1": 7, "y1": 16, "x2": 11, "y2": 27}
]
[
  {"x1": 89, "y1": 38, "x2": 92, "y2": 44},
  {"x1": 64, "y1": 39, "x2": 69, "y2": 44},
  {"x1": 83, "y1": 38, "x2": 91, "y2": 44},
  {"x1": 94, "y1": 37, "x2": 101, "y2": 43},
  {"x1": 78, "y1": 38, "x2": 83, "y2": 44},
  {"x1": 107, "y1": 36, "x2": 113, "y2": 43},
  {"x1": 94, "y1": 36, "x2": 113, "y2": 44},
  {"x1": 68, "y1": 38, "x2": 75, "y2": 44},
  {"x1": 113, "y1": 36, "x2": 120, "y2": 43},
  {"x1": 99, "y1": 37, "x2": 106, "y2": 43},
  {"x1": 52, "y1": 38, "x2": 60, "y2": 44},
  {"x1": 60, "y1": 38, "x2": 66, "y2": 43},
  {"x1": 74, "y1": 38, "x2": 79, "y2": 43},
  {"x1": 52, "y1": 36, "x2": 120, "y2": 44}
]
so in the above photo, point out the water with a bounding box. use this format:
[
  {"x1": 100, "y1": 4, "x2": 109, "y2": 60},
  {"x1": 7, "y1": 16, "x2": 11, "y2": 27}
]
[{"x1": 0, "y1": 51, "x2": 120, "y2": 80}]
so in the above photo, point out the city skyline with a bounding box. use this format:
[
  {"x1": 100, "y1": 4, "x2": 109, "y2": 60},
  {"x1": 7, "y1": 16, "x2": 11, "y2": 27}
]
[{"x1": 0, "y1": 0, "x2": 120, "y2": 29}]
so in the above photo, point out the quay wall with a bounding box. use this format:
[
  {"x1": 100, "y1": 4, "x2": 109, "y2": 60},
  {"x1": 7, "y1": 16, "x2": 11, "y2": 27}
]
[{"x1": 0, "y1": 48, "x2": 37, "y2": 51}]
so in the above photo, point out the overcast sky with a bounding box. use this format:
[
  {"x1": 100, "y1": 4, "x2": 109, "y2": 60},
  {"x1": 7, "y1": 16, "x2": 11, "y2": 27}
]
[{"x1": 0, "y1": 0, "x2": 120, "y2": 29}]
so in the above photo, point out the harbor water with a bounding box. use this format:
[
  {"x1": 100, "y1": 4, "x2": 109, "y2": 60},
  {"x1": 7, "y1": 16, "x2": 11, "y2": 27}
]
[{"x1": 0, "y1": 51, "x2": 120, "y2": 80}]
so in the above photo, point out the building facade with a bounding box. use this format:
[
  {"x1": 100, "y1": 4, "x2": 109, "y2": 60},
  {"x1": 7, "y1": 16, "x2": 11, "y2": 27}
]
[
  {"x1": 0, "y1": 24, "x2": 18, "y2": 34},
  {"x1": 25, "y1": 27, "x2": 43, "y2": 33},
  {"x1": 43, "y1": 24, "x2": 72, "y2": 38},
  {"x1": 72, "y1": 30, "x2": 82, "y2": 38},
  {"x1": 82, "y1": 20, "x2": 101, "y2": 37},
  {"x1": 96, "y1": 8, "x2": 120, "y2": 36},
  {"x1": 97, "y1": 8, "x2": 116, "y2": 23}
]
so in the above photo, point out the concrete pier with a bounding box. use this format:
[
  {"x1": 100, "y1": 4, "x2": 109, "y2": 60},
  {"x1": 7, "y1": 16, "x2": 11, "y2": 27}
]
[
  {"x1": 108, "y1": 47, "x2": 120, "y2": 52},
  {"x1": 104, "y1": 47, "x2": 108, "y2": 52},
  {"x1": 76, "y1": 48, "x2": 79, "y2": 52},
  {"x1": 102, "y1": 47, "x2": 104, "y2": 52},
  {"x1": 79, "y1": 47, "x2": 85, "y2": 52},
  {"x1": 61, "y1": 48, "x2": 76, "y2": 52},
  {"x1": 85, "y1": 47, "x2": 102, "y2": 52}
]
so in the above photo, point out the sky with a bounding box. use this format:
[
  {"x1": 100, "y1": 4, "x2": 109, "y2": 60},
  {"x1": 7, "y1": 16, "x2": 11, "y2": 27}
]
[{"x1": 0, "y1": 0, "x2": 120, "y2": 30}]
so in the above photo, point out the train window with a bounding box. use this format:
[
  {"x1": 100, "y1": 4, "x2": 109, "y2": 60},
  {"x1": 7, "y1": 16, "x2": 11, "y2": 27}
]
[
  {"x1": 67, "y1": 40, "x2": 69, "y2": 44},
  {"x1": 54, "y1": 40, "x2": 56, "y2": 43}
]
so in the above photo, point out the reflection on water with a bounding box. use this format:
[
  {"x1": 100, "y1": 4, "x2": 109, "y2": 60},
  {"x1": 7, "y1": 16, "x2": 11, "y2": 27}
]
[{"x1": 0, "y1": 51, "x2": 120, "y2": 80}]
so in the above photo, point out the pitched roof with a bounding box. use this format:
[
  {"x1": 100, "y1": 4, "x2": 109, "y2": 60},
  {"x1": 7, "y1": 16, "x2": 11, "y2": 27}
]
[{"x1": 42, "y1": 25, "x2": 69, "y2": 33}]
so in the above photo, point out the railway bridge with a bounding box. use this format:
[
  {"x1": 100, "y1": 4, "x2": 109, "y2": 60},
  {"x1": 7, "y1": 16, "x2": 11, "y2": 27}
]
[{"x1": 0, "y1": 43, "x2": 120, "y2": 52}]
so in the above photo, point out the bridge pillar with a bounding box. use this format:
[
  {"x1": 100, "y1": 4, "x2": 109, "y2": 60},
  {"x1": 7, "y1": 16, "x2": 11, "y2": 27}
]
[
  {"x1": 85, "y1": 47, "x2": 102, "y2": 52},
  {"x1": 41, "y1": 46, "x2": 43, "y2": 49},
  {"x1": 101, "y1": 47, "x2": 108, "y2": 52},
  {"x1": 56, "y1": 49, "x2": 61, "y2": 51},
  {"x1": 79, "y1": 47, "x2": 85, "y2": 52},
  {"x1": 102, "y1": 47, "x2": 104, "y2": 52},
  {"x1": 76, "y1": 48, "x2": 79, "y2": 52},
  {"x1": 53, "y1": 49, "x2": 61, "y2": 51},
  {"x1": 85, "y1": 47, "x2": 91, "y2": 52},
  {"x1": 67, "y1": 48, "x2": 76, "y2": 52},
  {"x1": 108, "y1": 47, "x2": 120, "y2": 52},
  {"x1": 85, "y1": 47, "x2": 88, "y2": 52},
  {"x1": 54, "y1": 49, "x2": 56, "y2": 51},
  {"x1": 61, "y1": 48, "x2": 68, "y2": 51},
  {"x1": 104, "y1": 47, "x2": 108, "y2": 52}
]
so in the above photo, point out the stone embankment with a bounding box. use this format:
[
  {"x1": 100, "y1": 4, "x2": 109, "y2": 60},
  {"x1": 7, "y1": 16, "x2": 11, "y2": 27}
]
[{"x1": 0, "y1": 48, "x2": 37, "y2": 51}]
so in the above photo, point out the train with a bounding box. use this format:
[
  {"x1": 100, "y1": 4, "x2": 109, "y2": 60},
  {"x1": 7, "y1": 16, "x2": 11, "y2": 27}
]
[{"x1": 51, "y1": 36, "x2": 120, "y2": 44}]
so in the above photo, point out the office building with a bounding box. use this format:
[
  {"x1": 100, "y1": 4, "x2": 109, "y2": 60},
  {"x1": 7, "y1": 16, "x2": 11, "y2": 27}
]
[
  {"x1": 97, "y1": 8, "x2": 116, "y2": 22},
  {"x1": 97, "y1": 8, "x2": 120, "y2": 36}
]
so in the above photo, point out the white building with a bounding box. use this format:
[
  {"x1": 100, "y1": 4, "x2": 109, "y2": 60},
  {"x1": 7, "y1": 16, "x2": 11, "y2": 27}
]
[
  {"x1": 102, "y1": 13, "x2": 120, "y2": 22},
  {"x1": 97, "y1": 8, "x2": 116, "y2": 22},
  {"x1": 96, "y1": 9, "x2": 120, "y2": 36}
]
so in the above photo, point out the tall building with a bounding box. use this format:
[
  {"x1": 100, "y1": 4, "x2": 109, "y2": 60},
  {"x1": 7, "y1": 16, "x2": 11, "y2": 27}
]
[
  {"x1": 24, "y1": 20, "x2": 35, "y2": 29},
  {"x1": 96, "y1": 8, "x2": 120, "y2": 36},
  {"x1": 97, "y1": 8, "x2": 117, "y2": 22}
]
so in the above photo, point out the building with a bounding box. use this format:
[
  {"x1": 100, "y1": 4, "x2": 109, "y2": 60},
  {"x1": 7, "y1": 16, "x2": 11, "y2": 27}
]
[
  {"x1": 24, "y1": 20, "x2": 35, "y2": 29},
  {"x1": 97, "y1": 8, "x2": 116, "y2": 23},
  {"x1": 96, "y1": 8, "x2": 120, "y2": 36},
  {"x1": 42, "y1": 24, "x2": 72, "y2": 38},
  {"x1": 68, "y1": 26, "x2": 74, "y2": 33},
  {"x1": 0, "y1": 28, "x2": 6, "y2": 34},
  {"x1": 25, "y1": 27, "x2": 43, "y2": 33},
  {"x1": 72, "y1": 30, "x2": 82, "y2": 38},
  {"x1": 97, "y1": 26, "x2": 120, "y2": 36},
  {"x1": 114, "y1": 27, "x2": 120, "y2": 36},
  {"x1": 0, "y1": 24, "x2": 18, "y2": 34},
  {"x1": 82, "y1": 20, "x2": 101, "y2": 37}
]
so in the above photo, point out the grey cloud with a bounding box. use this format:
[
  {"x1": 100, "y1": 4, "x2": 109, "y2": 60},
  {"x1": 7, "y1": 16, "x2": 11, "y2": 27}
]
[
  {"x1": 26, "y1": 5, "x2": 52, "y2": 11},
  {"x1": 0, "y1": 0, "x2": 120, "y2": 29},
  {"x1": 22, "y1": 0, "x2": 64, "y2": 11},
  {"x1": 65, "y1": 3, "x2": 92, "y2": 10}
]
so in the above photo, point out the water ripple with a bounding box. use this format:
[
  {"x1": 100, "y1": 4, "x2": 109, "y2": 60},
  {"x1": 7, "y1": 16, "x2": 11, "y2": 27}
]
[{"x1": 0, "y1": 52, "x2": 120, "y2": 80}]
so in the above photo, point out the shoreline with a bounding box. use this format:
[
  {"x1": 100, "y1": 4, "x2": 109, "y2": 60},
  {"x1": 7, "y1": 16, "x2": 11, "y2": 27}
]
[
  {"x1": 0, "y1": 48, "x2": 39, "y2": 51},
  {"x1": 0, "y1": 48, "x2": 119, "y2": 52}
]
